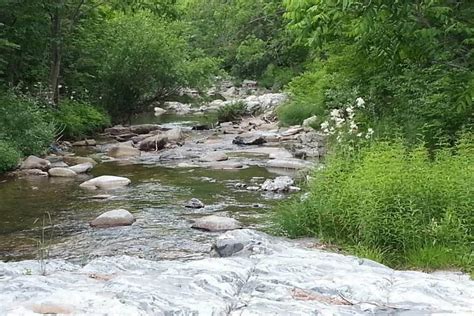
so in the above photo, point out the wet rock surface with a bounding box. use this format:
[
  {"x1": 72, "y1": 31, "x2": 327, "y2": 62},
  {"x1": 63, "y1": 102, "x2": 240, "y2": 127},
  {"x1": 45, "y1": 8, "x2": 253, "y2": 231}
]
[
  {"x1": 1, "y1": 230, "x2": 472, "y2": 315},
  {"x1": 90, "y1": 209, "x2": 135, "y2": 228},
  {"x1": 191, "y1": 215, "x2": 242, "y2": 232},
  {"x1": 79, "y1": 175, "x2": 131, "y2": 190}
]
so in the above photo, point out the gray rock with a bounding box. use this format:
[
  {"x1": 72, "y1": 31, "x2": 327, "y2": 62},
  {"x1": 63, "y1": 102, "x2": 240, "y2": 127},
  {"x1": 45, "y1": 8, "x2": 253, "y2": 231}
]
[
  {"x1": 302, "y1": 115, "x2": 319, "y2": 128},
  {"x1": 63, "y1": 156, "x2": 97, "y2": 166},
  {"x1": 192, "y1": 215, "x2": 242, "y2": 232},
  {"x1": 72, "y1": 139, "x2": 96, "y2": 146},
  {"x1": 130, "y1": 124, "x2": 162, "y2": 134},
  {"x1": 90, "y1": 209, "x2": 135, "y2": 228},
  {"x1": 165, "y1": 128, "x2": 185, "y2": 142},
  {"x1": 15, "y1": 169, "x2": 48, "y2": 177},
  {"x1": 210, "y1": 161, "x2": 244, "y2": 169},
  {"x1": 50, "y1": 161, "x2": 69, "y2": 168},
  {"x1": 199, "y1": 152, "x2": 228, "y2": 162},
  {"x1": 281, "y1": 126, "x2": 303, "y2": 136},
  {"x1": 185, "y1": 198, "x2": 205, "y2": 209},
  {"x1": 261, "y1": 176, "x2": 294, "y2": 192},
  {"x1": 154, "y1": 107, "x2": 166, "y2": 116},
  {"x1": 105, "y1": 125, "x2": 131, "y2": 135},
  {"x1": 233, "y1": 135, "x2": 266, "y2": 146},
  {"x1": 0, "y1": 230, "x2": 473, "y2": 315},
  {"x1": 20, "y1": 155, "x2": 51, "y2": 171},
  {"x1": 139, "y1": 135, "x2": 168, "y2": 151},
  {"x1": 107, "y1": 145, "x2": 141, "y2": 158},
  {"x1": 68, "y1": 163, "x2": 93, "y2": 174},
  {"x1": 79, "y1": 175, "x2": 131, "y2": 190},
  {"x1": 266, "y1": 158, "x2": 312, "y2": 170},
  {"x1": 48, "y1": 167, "x2": 77, "y2": 177}
]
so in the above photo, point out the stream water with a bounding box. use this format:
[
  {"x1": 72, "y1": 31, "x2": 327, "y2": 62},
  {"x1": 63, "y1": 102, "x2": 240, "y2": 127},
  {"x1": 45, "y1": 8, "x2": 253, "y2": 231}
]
[{"x1": 0, "y1": 113, "x2": 290, "y2": 263}]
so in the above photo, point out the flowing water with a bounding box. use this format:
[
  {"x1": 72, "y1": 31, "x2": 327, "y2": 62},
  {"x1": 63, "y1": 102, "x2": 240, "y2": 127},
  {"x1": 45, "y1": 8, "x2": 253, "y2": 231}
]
[{"x1": 0, "y1": 113, "x2": 291, "y2": 263}]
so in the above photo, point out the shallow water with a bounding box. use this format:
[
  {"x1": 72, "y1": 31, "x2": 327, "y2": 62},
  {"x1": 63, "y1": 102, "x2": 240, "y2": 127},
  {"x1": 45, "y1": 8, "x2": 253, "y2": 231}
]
[{"x1": 0, "y1": 152, "x2": 286, "y2": 263}]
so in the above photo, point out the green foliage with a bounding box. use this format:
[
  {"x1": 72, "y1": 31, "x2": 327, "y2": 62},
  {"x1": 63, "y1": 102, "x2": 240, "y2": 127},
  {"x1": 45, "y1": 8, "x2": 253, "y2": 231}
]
[
  {"x1": 277, "y1": 67, "x2": 330, "y2": 125},
  {"x1": 183, "y1": 0, "x2": 308, "y2": 81},
  {"x1": 0, "y1": 92, "x2": 55, "y2": 156},
  {"x1": 275, "y1": 136, "x2": 474, "y2": 271},
  {"x1": 50, "y1": 100, "x2": 110, "y2": 139},
  {"x1": 0, "y1": 140, "x2": 20, "y2": 173},
  {"x1": 217, "y1": 101, "x2": 247, "y2": 123},
  {"x1": 259, "y1": 64, "x2": 298, "y2": 91},
  {"x1": 92, "y1": 12, "x2": 218, "y2": 122},
  {"x1": 281, "y1": 0, "x2": 474, "y2": 147}
]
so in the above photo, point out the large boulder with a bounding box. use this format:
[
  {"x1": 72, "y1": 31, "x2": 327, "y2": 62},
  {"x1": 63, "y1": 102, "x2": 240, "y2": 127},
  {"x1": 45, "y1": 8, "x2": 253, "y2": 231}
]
[
  {"x1": 63, "y1": 156, "x2": 97, "y2": 166},
  {"x1": 261, "y1": 176, "x2": 294, "y2": 192},
  {"x1": 107, "y1": 146, "x2": 141, "y2": 158},
  {"x1": 20, "y1": 156, "x2": 51, "y2": 171},
  {"x1": 139, "y1": 135, "x2": 168, "y2": 151},
  {"x1": 164, "y1": 128, "x2": 184, "y2": 142},
  {"x1": 68, "y1": 163, "x2": 93, "y2": 174},
  {"x1": 90, "y1": 209, "x2": 135, "y2": 228},
  {"x1": 79, "y1": 176, "x2": 131, "y2": 190},
  {"x1": 130, "y1": 124, "x2": 162, "y2": 135},
  {"x1": 302, "y1": 115, "x2": 319, "y2": 128},
  {"x1": 233, "y1": 134, "x2": 266, "y2": 146},
  {"x1": 191, "y1": 215, "x2": 242, "y2": 232},
  {"x1": 48, "y1": 167, "x2": 77, "y2": 177}
]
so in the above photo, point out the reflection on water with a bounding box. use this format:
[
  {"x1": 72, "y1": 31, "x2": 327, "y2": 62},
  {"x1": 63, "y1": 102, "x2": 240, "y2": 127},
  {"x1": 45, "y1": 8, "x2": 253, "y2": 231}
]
[{"x1": 0, "y1": 162, "x2": 280, "y2": 262}]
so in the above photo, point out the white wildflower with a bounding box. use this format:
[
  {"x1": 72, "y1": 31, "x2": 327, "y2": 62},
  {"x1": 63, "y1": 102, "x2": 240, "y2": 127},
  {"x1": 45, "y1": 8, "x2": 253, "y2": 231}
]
[
  {"x1": 334, "y1": 117, "x2": 345, "y2": 128},
  {"x1": 365, "y1": 127, "x2": 374, "y2": 139},
  {"x1": 330, "y1": 108, "x2": 341, "y2": 120},
  {"x1": 356, "y1": 97, "x2": 365, "y2": 108},
  {"x1": 357, "y1": 132, "x2": 363, "y2": 137}
]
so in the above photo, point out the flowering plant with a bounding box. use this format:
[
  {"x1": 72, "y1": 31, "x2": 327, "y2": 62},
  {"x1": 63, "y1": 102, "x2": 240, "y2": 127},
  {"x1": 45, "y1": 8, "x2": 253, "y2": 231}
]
[{"x1": 320, "y1": 97, "x2": 374, "y2": 152}]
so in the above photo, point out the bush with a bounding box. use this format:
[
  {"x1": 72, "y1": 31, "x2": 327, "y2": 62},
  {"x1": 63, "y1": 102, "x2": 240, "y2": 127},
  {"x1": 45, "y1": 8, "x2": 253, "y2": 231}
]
[
  {"x1": 0, "y1": 92, "x2": 55, "y2": 156},
  {"x1": 217, "y1": 101, "x2": 247, "y2": 123},
  {"x1": 94, "y1": 12, "x2": 218, "y2": 122},
  {"x1": 275, "y1": 136, "x2": 474, "y2": 271},
  {"x1": 277, "y1": 68, "x2": 330, "y2": 126},
  {"x1": 51, "y1": 100, "x2": 110, "y2": 139},
  {"x1": 0, "y1": 140, "x2": 21, "y2": 173}
]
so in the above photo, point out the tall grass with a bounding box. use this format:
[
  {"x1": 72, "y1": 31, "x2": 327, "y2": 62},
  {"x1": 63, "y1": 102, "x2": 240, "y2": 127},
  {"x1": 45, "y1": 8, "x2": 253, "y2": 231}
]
[{"x1": 275, "y1": 135, "x2": 473, "y2": 272}]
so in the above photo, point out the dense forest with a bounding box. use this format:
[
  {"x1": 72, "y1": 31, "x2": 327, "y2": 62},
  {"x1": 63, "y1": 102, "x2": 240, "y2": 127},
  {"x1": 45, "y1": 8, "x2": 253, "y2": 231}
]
[{"x1": 0, "y1": 0, "x2": 473, "y2": 273}]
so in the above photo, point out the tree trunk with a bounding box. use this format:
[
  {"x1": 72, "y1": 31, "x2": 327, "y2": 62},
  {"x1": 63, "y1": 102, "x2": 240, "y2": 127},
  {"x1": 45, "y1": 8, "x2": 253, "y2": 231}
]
[{"x1": 49, "y1": 1, "x2": 62, "y2": 106}]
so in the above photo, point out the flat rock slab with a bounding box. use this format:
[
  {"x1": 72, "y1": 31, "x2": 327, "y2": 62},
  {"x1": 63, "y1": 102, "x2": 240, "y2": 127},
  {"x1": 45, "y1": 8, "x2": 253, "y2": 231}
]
[
  {"x1": 199, "y1": 152, "x2": 228, "y2": 162},
  {"x1": 266, "y1": 158, "x2": 313, "y2": 170},
  {"x1": 79, "y1": 176, "x2": 131, "y2": 190},
  {"x1": 90, "y1": 209, "x2": 135, "y2": 228},
  {"x1": 192, "y1": 215, "x2": 242, "y2": 232},
  {"x1": 48, "y1": 167, "x2": 77, "y2": 177},
  {"x1": 1, "y1": 230, "x2": 472, "y2": 315},
  {"x1": 233, "y1": 135, "x2": 266, "y2": 146}
]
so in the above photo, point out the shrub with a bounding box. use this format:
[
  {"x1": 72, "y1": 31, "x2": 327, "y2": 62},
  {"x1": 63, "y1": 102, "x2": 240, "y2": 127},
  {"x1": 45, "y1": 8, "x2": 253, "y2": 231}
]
[
  {"x1": 275, "y1": 136, "x2": 474, "y2": 271},
  {"x1": 0, "y1": 92, "x2": 55, "y2": 156},
  {"x1": 217, "y1": 101, "x2": 247, "y2": 123},
  {"x1": 277, "y1": 68, "x2": 330, "y2": 125},
  {"x1": 51, "y1": 100, "x2": 110, "y2": 140},
  {"x1": 0, "y1": 140, "x2": 21, "y2": 173}
]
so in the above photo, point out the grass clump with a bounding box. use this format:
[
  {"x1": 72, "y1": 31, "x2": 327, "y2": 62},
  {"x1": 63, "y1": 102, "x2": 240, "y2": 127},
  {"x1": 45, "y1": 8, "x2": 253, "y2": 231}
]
[
  {"x1": 275, "y1": 136, "x2": 474, "y2": 273},
  {"x1": 217, "y1": 101, "x2": 247, "y2": 123}
]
